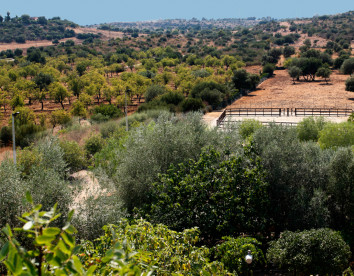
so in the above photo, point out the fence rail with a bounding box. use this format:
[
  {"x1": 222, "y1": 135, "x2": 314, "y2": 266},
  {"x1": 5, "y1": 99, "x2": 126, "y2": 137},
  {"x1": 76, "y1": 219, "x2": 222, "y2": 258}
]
[
  {"x1": 216, "y1": 107, "x2": 353, "y2": 127},
  {"x1": 226, "y1": 108, "x2": 282, "y2": 117},
  {"x1": 294, "y1": 108, "x2": 352, "y2": 117},
  {"x1": 218, "y1": 120, "x2": 298, "y2": 128}
]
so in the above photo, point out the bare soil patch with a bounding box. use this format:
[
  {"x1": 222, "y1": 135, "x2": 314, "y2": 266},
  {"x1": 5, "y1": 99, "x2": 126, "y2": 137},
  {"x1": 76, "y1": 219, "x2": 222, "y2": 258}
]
[
  {"x1": 0, "y1": 146, "x2": 12, "y2": 162},
  {"x1": 228, "y1": 69, "x2": 354, "y2": 110}
]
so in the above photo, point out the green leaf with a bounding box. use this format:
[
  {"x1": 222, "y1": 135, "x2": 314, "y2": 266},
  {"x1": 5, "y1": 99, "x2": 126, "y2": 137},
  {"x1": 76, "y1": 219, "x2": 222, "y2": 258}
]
[
  {"x1": 23, "y1": 221, "x2": 33, "y2": 231},
  {"x1": 25, "y1": 191, "x2": 33, "y2": 204},
  {"x1": 43, "y1": 227, "x2": 61, "y2": 236},
  {"x1": 3, "y1": 224, "x2": 13, "y2": 237},
  {"x1": 63, "y1": 224, "x2": 76, "y2": 235},
  {"x1": 36, "y1": 235, "x2": 55, "y2": 245},
  {"x1": 72, "y1": 255, "x2": 83, "y2": 273},
  {"x1": 0, "y1": 241, "x2": 9, "y2": 261},
  {"x1": 86, "y1": 265, "x2": 97, "y2": 276},
  {"x1": 61, "y1": 232, "x2": 74, "y2": 248},
  {"x1": 67, "y1": 210, "x2": 74, "y2": 222}
]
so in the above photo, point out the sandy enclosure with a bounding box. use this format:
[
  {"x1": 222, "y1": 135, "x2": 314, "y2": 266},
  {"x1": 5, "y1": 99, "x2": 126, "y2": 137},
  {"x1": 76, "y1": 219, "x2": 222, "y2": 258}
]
[{"x1": 228, "y1": 69, "x2": 354, "y2": 110}]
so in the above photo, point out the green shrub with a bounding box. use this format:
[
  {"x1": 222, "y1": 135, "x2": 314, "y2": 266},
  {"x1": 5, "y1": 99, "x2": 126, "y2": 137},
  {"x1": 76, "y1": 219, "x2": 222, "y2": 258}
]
[
  {"x1": 143, "y1": 148, "x2": 269, "y2": 241},
  {"x1": 0, "y1": 126, "x2": 11, "y2": 146},
  {"x1": 59, "y1": 140, "x2": 86, "y2": 172},
  {"x1": 90, "y1": 112, "x2": 110, "y2": 122},
  {"x1": 252, "y1": 125, "x2": 332, "y2": 231},
  {"x1": 18, "y1": 147, "x2": 42, "y2": 175},
  {"x1": 199, "y1": 88, "x2": 223, "y2": 109},
  {"x1": 262, "y1": 63, "x2": 275, "y2": 76},
  {"x1": 158, "y1": 91, "x2": 184, "y2": 105},
  {"x1": 81, "y1": 218, "x2": 231, "y2": 275},
  {"x1": 99, "y1": 120, "x2": 121, "y2": 138},
  {"x1": 318, "y1": 122, "x2": 354, "y2": 149},
  {"x1": 213, "y1": 236, "x2": 265, "y2": 275},
  {"x1": 181, "y1": 98, "x2": 204, "y2": 112},
  {"x1": 0, "y1": 160, "x2": 25, "y2": 228},
  {"x1": 267, "y1": 228, "x2": 351, "y2": 275},
  {"x1": 239, "y1": 119, "x2": 263, "y2": 139},
  {"x1": 346, "y1": 77, "x2": 354, "y2": 92},
  {"x1": 84, "y1": 134, "x2": 105, "y2": 157},
  {"x1": 297, "y1": 116, "x2": 327, "y2": 141},
  {"x1": 144, "y1": 84, "x2": 167, "y2": 102},
  {"x1": 50, "y1": 109, "x2": 72, "y2": 128},
  {"x1": 92, "y1": 104, "x2": 123, "y2": 119},
  {"x1": 340, "y1": 58, "x2": 354, "y2": 75},
  {"x1": 15, "y1": 123, "x2": 46, "y2": 148},
  {"x1": 70, "y1": 100, "x2": 87, "y2": 118},
  {"x1": 10, "y1": 94, "x2": 24, "y2": 109}
]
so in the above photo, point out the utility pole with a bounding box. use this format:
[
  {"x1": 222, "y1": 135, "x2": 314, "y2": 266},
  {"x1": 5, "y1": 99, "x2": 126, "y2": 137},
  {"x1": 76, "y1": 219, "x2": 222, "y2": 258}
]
[
  {"x1": 11, "y1": 112, "x2": 20, "y2": 165},
  {"x1": 125, "y1": 88, "x2": 129, "y2": 132}
]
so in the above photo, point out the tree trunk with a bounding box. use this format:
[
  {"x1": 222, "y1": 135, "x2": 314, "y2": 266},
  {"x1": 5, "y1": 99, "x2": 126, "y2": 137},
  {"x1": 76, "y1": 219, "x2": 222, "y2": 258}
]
[
  {"x1": 41, "y1": 101, "x2": 44, "y2": 111},
  {"x1": 60, "y1": 101, "x2": 64, "y2": 109}
]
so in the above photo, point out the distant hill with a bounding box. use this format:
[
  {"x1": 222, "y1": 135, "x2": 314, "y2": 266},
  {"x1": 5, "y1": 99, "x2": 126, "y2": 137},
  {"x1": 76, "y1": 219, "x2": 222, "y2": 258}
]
[
  {"x1": 0, "y1": 13, "x2": 101, "y2": 44},
  {"x1": 94, "y1": 17, "x2": 274, "y2": 32},
  {"x1": 283, "y1": 11, "x2": 354, "y2": 46}
]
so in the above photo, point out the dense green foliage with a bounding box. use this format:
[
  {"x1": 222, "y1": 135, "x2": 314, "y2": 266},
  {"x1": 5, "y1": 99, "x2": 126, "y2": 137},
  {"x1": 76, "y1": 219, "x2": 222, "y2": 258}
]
[
  {"x1": 267, "y1": 228, "x2": 351, "y2": 275},
  {"x1": 142, "y1": 148, "x2": 269, "y2": 241},
  {"x1": 0, "y1": 10, "x2": 354, "y2": 274},
  {"x1": 213, "y1": 236, "x2": 265, "y2": 274}
]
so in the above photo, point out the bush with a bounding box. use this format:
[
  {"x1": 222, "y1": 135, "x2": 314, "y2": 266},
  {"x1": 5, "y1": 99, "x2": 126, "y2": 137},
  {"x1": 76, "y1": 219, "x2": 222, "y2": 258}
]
[
  {"x1": 99, "y1": 120, "x2": 121, "y2": 138},
  {"x1": 267, "y1": 228, "x2": 351, "y2": 275},
  {"x1": 181, "y1": 98, "x2": 204, "y2": 112},
  {"x1": 318, "y1": 122, "x2": 354, "y2": 149},
  {"x1": 143, "y1": 148, "x2": 269, "y2": 241},
  {"x1": 158, "y1": 91, "x2": 184, "y2": 105},
  {"x1": 239, "y1": 119, "x2": 263, "y2": 139},
  {"x1": 345, "y1": 77, "x2": 354, "y2": 92},
  {"x1": 253, "y1": 125, "x2": 331, "y2": 231},
  {"x1": 84, "y1": 134, "x2": 105, "y2": 157},
  {"x1": 340, "y1": 58, "x2": 354, "y2": 75},
  {"x1": 18, "y1": 147, "x2": 42, "y2": 175},
  {"x1": 0, "y1": 126, "x2": 12, "y2": 145},
  {"x1": 262, "y1": 63, "x2": 275, "y2": 76},
  {"x1": 144, "y1": 84, "x2": 167, "y2": 103},
  {"x1": 81, "y1": 218, "x2": 231, "y2": 275},
  {"x1": 92, "y1": 104, "x2": 123, "y2": 119},
  {"x1": 199, "y1": 88, "x2": 223, "y2": 109},
  {"x1": 50, "y1": 109, "x2": 71, "y2": 128},
  {"x1": 71, "y1": 101, "x2": 87, "y2": 118},
  {"x1": 213, "y1": 236, "x2": 265, "y2": 274},
  {"x1": 0, "y1": 160, "x2": 25, "y2": 228},
  {"x1": 297, "y1": 116, "x2": 327, "y2": 141},
  {"x1": 59, "y1": 140, "x2": 86, "y2": 172}
]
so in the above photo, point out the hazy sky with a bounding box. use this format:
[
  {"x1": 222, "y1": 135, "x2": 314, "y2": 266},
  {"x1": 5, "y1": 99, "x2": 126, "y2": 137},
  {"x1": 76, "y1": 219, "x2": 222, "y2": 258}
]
[{"x1": 2, "y1": 0, "x2": 353, "y2": 25}]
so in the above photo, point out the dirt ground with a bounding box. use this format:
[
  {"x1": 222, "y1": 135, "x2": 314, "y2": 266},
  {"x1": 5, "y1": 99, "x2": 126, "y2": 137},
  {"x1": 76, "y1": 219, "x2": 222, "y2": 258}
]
[
  {"x1": 0, "y1": 146, "x2": 12, "y2": 162},
  {"x1": 228, "y1": 69, "x2": 354, "y2": 110}
]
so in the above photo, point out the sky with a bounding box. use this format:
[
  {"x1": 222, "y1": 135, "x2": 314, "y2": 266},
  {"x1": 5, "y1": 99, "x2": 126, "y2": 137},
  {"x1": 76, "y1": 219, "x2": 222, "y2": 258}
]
[{"x1": 2, "y1": 0, "x2": 353, "y2": 25}]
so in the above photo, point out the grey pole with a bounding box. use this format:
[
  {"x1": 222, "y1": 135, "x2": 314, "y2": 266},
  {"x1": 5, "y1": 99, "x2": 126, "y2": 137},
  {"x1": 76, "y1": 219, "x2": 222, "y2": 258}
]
[
  {"x1": 11, "y1": 112, "x2": 19, "y2": 165},
  {"x1": 125, "y1": 89, "x2": 129, "y2": 132}
]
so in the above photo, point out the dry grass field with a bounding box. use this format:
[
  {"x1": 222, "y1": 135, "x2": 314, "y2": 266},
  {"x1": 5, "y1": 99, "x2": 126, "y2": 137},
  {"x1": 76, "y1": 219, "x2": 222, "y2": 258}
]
[{"x1": 229, "y1": 69, "x2": 354, "y2": 110}]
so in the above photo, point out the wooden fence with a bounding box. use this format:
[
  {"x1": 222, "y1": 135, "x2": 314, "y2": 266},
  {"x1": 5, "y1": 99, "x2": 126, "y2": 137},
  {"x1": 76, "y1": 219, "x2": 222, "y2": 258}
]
[
  {"x1": 294, "y1": 108, "x2": 352, "y2": 117},
  {"x1": 216, "y1": 107, "x2": 353, "y2": 127},
  {"x1": 226, "y1": 108, "x2": 282, "y2": 117},
  {"x1": 217, "y1": 120, "x2": 298, "y2": 128}
]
